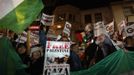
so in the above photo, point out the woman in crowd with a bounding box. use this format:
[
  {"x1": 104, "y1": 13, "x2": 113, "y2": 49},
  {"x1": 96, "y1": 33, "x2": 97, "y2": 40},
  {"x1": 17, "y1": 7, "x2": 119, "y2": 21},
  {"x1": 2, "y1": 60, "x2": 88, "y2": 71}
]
[{"x1": 16, "y1": 43, "x2": 30, "y2": 65}]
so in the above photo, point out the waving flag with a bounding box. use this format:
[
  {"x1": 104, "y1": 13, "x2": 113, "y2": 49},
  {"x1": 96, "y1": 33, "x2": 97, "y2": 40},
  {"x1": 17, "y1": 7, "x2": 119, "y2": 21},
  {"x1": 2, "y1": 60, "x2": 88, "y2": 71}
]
[
  {"x1": 0, "y1": 0, "x2": 24, "y2": 19},
  {"x1": 41, "y1": 13, "x2": 54, "y2": 26},
  {"x1": 0, "y1": 37, "x2": 28, "y2": 75},
  {"x1": 0, "y1": 0, "x2": 44, "y2": 33},
  {"x1": 71, "y1": 49, "x2": 134, "y2": 75}
]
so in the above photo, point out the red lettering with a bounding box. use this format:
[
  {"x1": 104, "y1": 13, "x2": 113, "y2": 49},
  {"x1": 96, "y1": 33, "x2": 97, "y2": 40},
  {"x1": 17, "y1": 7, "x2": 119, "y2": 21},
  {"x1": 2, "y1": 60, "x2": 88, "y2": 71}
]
[
  {"x1": 56, "y1": 46, "x2": 58, "y2": 49},
  {"x1": 53, "y1": 45, "x2": 55, "y2": 48},
  {"x1": 59, "y1": 45, "x2": 62, "y2": 48},
  {"x1": 47, "y1": 41, "x2": 51, "y2": 48},
  {"x1": 64, "y1": 43, "x2": 69, "y2": 49}
]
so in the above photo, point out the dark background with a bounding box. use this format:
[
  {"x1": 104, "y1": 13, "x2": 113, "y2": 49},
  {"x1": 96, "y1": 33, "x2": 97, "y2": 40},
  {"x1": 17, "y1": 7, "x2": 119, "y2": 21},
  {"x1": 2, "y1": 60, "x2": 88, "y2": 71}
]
[{"x1": 42, "y1": 0, "x2": 123, "y2": 14}]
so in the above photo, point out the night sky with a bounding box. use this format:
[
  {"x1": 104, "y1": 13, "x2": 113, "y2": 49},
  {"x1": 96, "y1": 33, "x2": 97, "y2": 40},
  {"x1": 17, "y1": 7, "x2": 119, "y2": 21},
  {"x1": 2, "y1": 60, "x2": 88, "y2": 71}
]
[{"x1": 43, "y1": 0, "x2": 123, "y2": 14}]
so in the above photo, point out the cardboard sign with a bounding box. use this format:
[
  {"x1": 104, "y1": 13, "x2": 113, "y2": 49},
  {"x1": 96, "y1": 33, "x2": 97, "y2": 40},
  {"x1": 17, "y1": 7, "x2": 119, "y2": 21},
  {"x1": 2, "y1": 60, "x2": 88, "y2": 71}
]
[
  {"x1": 124, "y1": 24, "x2": 134, "y2": 37},
  {"x1": 43, "y1": 41, "x2": 70, "y2": 75},
  {"x1": 94, "y1": 21, "x2": 106, "y2": 37},
  {"x1": 118, "y1": 20, "x2": 126, "y2": 35},
  {"x1": 30, "y1": 31, "x2": 39, "y2": 46},
  {"x1": 63, "y1": 22, "x2": 71, "y2": 36},
  {"x1": 41, "y1": 13, "x2": 54, "y2": 26},
  {"x1": 106, "y1": 21, "x2": 114, "y2": 35},
  {"x1": 15, "y1": 31, "x2": 27, "y2": 43}
]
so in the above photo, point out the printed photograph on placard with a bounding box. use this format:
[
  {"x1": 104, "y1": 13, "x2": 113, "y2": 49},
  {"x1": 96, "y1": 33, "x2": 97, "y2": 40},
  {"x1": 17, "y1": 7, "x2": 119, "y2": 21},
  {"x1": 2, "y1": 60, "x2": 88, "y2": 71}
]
[
  {"x1": 45, "y1": 41, "x2": 70, "y2": 65},
  {"x1": 43, "y1": 41, "x2": 70, "y2": 75}
]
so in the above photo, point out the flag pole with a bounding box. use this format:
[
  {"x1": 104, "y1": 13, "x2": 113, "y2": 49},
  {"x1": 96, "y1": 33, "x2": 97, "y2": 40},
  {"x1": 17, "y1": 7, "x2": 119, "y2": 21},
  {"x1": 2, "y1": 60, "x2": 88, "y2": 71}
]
[{"x1": 27, "y1": 30, "x2": 31, "y2": 54}]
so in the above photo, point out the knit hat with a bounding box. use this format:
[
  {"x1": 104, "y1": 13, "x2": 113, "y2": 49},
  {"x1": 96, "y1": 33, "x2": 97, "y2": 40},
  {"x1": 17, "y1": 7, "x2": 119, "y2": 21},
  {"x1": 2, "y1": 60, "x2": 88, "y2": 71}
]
[{"x1": 30, "y1": 46, "x2": 43, "y2": 57}]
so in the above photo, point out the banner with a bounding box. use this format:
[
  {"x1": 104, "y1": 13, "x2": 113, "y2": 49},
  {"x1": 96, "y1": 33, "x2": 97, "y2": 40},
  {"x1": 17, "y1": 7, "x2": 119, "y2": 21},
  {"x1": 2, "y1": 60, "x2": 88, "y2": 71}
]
[
  {"x1": 63, "y1": 22, "x2": 72, "y2": 36},
  {"x1": 43, "y1": 41, "x2": 71, "y2": 75},
  {"x1": 0, "y1": 0, "x2": 24, "y2": 19},
  {"x1": 124, "y1": 24, "x2": 134, "y2": 37},
  {"x1": 41, "y1": 13, "x2": 54, "y2": 26},
  {"x1": 106, "y1": 21, "x2": 114, "y2": 35}
]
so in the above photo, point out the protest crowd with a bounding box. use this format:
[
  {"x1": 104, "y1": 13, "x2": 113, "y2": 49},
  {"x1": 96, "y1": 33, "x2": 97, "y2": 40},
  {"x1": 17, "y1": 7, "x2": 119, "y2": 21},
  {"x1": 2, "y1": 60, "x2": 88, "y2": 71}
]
[
  {"x1": 0, "y1": 19, "x2": 134, "y2": 75},
  {"x1": 0, "y1": 0, "x2": 134, "y2": 75}
]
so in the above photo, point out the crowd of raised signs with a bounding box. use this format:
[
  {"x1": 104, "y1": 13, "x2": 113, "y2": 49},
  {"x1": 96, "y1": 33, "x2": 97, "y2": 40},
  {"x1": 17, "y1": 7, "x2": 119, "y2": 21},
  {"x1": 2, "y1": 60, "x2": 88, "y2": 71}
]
[{"x1": 0, "y1": 21, "x2": 134, "y2": 75}]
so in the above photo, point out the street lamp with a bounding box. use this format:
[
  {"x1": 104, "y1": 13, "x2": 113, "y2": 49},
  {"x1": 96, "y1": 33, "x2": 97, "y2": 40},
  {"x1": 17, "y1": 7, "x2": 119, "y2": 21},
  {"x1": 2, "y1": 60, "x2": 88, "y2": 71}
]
[{"x1": 57, "y1": 25, "x2": 62, "y2": 29}]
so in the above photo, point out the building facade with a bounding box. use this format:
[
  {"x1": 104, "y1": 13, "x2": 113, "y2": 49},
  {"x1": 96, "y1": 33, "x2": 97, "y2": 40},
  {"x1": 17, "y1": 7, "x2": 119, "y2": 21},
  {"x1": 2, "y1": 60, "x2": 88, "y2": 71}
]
[
  {"x1": 53, "y1": 5, "x2": 81, "y2": 41},
  {"x1": 80, "y1": 7, "x2": 113, "y2": 28},
  {"x1": 111, "y1": 0, "x2": 134, "y2": 30},
  {"x1": 53, "y1": 5, "x2": 113, "y2": 31},
  {"x1": 53, "y1": 1, "x2": 134, "y2": 41}
]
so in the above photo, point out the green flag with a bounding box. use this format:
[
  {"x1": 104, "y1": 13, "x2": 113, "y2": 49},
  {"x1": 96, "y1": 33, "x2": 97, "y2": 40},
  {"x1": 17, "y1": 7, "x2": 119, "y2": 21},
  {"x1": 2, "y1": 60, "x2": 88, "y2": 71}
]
[
  {"x1": 0, "y1": 36, "x2": 28, "y2": 75},
  {"x1": 0, "y1": 0, "x2": 44, "y2": 33},
  {"x1": 71, "y1": 49, "x2": 134, "y2": 75}
]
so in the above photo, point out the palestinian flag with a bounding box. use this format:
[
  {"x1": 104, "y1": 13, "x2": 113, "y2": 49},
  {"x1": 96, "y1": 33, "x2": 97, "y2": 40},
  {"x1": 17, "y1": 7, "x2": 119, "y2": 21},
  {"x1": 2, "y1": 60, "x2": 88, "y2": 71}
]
[
  {"x1": 0, "y1": 0, "x2": 44, "y2": 33},
  {"x1": 71, "y1": 49, "x2": 134, "y2": 75},
  {"x1": 0, "y1": 36, "x2": 28, "y2": 75}
]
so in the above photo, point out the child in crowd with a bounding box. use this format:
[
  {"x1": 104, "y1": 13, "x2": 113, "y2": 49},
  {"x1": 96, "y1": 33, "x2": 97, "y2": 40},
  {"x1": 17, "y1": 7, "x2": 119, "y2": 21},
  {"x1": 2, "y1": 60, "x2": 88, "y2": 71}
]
[{"x1": 28, "y1": 45, "x2": 44, "y2": 75}]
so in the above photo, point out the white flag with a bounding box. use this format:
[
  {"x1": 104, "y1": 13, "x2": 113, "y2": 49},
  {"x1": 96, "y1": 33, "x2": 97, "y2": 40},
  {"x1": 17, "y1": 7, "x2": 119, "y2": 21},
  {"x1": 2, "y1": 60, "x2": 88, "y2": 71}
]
[
  {"x1": 41, "y1": 13, "x2": 54, "y2": 26},
  {"x1": 0, "y1": 0, "x2": 24, "y2": 19},
  {"x1": 106, "y1": 21, "x2": 114, "y2": 35},
  {"x1": 118, "y1": 20, "x2": 126, "y2": 35},
  {"x1": 63, "y1": 22, "x2": 72, "y2": 36},
  {"x1": 124, "y1": 24, "x2": 134, "y2": 37}
]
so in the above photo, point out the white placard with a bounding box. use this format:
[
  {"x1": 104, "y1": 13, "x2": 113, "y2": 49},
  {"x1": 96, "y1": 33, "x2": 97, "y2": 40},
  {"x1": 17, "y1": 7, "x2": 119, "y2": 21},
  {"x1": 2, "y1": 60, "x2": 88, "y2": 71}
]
[{"x1": 43, "y1": 41, "x2": 70, "y2": 75}]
